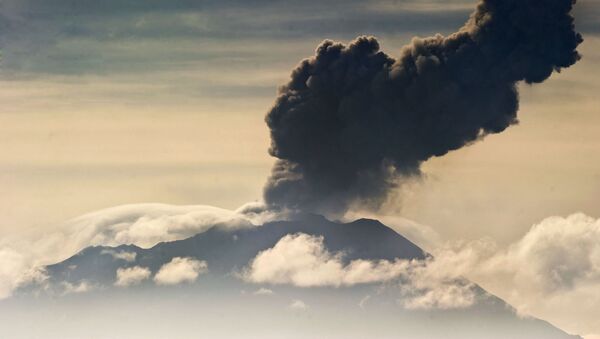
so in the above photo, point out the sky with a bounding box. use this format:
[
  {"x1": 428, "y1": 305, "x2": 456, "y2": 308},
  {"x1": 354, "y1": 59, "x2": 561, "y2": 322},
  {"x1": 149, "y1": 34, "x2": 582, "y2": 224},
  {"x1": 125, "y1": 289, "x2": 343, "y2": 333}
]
[
  {"x1": 1, "y1": 0, "x2": 600, "y2": 337},
  {"x1": 0, "y1": 0, "x2": 598, "y2": 243}
]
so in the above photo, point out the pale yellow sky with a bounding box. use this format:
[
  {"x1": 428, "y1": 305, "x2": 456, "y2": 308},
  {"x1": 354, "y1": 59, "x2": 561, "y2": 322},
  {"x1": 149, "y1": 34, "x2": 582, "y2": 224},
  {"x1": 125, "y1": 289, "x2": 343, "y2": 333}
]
[
  {"x1": 0, "y1": 0, "x2": 598, "y2": 248},
  {"x1": 1, "y1": 37, "x2": 598, "y2": 245}
]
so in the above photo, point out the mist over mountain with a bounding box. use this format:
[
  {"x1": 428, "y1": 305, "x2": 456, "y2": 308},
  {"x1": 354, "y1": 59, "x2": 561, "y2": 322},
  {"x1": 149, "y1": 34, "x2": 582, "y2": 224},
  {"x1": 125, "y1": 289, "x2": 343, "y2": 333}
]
[{"x1": 6, "y1": 215, "x2": 580, "y2": 339}]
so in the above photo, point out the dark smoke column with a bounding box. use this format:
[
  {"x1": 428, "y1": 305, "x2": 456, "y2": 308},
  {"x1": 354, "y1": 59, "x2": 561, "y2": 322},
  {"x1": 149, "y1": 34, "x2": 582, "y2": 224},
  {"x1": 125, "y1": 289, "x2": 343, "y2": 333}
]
[{"x1": 264, "y1": 0, "x2": 582, "y2": 215}]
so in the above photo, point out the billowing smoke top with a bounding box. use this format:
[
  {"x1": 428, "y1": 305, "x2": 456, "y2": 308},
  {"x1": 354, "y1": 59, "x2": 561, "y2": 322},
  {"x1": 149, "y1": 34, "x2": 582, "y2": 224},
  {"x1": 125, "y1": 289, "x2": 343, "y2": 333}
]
[{"x1": 264, "y1": 0, "x2": 582, "y2": 215}]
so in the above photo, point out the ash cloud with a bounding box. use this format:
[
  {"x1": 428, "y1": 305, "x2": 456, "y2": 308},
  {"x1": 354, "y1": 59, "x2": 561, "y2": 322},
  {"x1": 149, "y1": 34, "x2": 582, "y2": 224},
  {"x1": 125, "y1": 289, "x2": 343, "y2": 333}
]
[{"x1": 264, "y1": 0, "x2": 583, "y2": 214}]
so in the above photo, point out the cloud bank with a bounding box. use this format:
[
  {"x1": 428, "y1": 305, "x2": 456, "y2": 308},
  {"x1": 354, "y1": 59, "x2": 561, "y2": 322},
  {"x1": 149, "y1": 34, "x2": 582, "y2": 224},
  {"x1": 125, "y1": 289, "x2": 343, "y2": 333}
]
[
  {"x1": 154, "y1": 257, "x2": 208, "y2": 285},
  {"x1": 241, "y1": 212, "x2": 600, "y2": 327},
  {"x1": 420, "y1": 213, "x2": 600, "y2": 337},
  {"x1": 68, "y1": 203, "x2": 254, "y2": 248},
  {"x1": 243, "y1": 233, "x2": 406, "y2": 287},
  {"x1": 0, "y1": 203, "x2": 272, "y2": 299},
  {"x1": 264, "y1": 0, "x2": 582, "y2": 214},
  {"x1": 243, "y1": 233, "x2": 477, "y2": 309},
  {"x1": 2, "y1": 204, "x2": 599, "y2": 336}
]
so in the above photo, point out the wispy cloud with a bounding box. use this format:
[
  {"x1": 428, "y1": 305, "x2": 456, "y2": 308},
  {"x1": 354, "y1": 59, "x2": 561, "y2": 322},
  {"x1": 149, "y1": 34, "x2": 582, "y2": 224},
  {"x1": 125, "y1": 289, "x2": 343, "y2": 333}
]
[
  {"x1": 253, "y1": 287, "x2": 274, "y2": 296},
  {"x1": 0, "y1": 203, "x2": 269, "y2": 299},
  {"x1": 422, "y1": 213, "x2": 600, "y2": 336},
  {"x1": 69, "y1": 203, "x2": 254, "y2": 248},
  {"x1": 101, "y1": 249, "x2": 137, "y2": 262},
  {"x1": 60, "y1": 280, "x2": 95, "y2": 295},
  {"x1": 288, "y1": 299, "x2": 309, "y2": 311},
  {"x1": 242, "y1": 233, "x2": 408, "y2": 287}
]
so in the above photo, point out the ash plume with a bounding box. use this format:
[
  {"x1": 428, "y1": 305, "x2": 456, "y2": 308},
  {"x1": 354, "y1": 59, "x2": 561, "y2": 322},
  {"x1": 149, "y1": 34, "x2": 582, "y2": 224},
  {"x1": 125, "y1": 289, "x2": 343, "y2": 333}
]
[{"x1": 263, "y1": 0, "x2": 582, "y2": 214}]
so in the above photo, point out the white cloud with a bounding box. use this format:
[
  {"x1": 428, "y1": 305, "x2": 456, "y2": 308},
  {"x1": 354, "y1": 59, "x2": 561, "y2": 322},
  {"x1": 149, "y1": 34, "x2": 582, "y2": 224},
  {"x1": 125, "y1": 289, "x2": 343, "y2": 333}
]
[
  {"x1": 0, "y1": 248, "x2": 48, "y2": 299},
  {"x1": 450, "y1": 213, "x2": 600, "y2": 337},
  {"x1": 68, "y1": 203, "x2": 254, "y2": 248},
  {"x1": 115, "y1": 266, "x2": 151, "y2": 287},
  {"x1": 253, "y1": 287, "x2": 274, "y2": 295},
  {"x1": 242, "y1": 233, "x2": 476, "y2": 310},
  {"x1": 3, "y1": 202, "x2": 598, "y2": 337},
  {"x1": 288, "y1": 299, "x2": 308, "y2": 311},
  {"x1": 243, "y1": 233, "x2": 406, "y2": 287},
  {"x1": 60, "y1": 280, "x2": 95, "y2": 295},
  {"x1": 101, "y1": 249, "x2": 137, "y2": 262},
  {"x1": 154, "y1": 257, "x2": 207, "y2": 285},
  {"x1": 0, "y1": 203, "x2": 272, "y2": 300},
  {"x1": 243, "y1": 233, "x2": 405, "y2": 287}
]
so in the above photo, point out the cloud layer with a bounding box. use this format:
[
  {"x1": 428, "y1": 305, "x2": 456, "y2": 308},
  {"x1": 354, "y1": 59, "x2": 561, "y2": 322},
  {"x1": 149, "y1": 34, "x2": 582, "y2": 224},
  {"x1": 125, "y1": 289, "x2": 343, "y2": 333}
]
[
  {"x1": 241, "y1": 213, "x2": 600, "y2": 329},
  {"x1": 243, "y1": 233, "x2": 406, "y2": 287},
  {"x1": 2, "y1": 203, "x2": 600, "y2": 336},
  {"x1": 0, "y1": 248, "x2": 47, "y2": 299},
  {"x1": 454, "y1": 213, "x2": 600, "y2": 337},
  {"x1": 0, "y1": 203, "x2": 266, "y2": 299}
]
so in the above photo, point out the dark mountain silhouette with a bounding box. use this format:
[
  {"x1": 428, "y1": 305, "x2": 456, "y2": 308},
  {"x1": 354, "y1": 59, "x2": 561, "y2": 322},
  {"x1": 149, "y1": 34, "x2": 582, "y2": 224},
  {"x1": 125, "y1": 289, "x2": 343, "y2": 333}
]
[{"x1": 46, "y1": 214, "x2": 427, "y2": 284}]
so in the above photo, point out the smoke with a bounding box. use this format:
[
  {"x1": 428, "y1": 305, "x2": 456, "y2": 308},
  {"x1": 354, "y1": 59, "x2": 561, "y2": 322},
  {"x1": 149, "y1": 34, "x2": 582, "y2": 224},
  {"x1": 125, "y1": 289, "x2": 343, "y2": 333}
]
[{"x1": 263, "y1": 0, "x2": 582, "y2": 214}]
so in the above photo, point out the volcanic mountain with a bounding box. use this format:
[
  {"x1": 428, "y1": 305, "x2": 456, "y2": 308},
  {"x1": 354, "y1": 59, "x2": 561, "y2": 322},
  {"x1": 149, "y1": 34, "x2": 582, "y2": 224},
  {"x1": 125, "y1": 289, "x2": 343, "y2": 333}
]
[{"x1": 5, "y1": 215, "x2": 581, "y2": 339}]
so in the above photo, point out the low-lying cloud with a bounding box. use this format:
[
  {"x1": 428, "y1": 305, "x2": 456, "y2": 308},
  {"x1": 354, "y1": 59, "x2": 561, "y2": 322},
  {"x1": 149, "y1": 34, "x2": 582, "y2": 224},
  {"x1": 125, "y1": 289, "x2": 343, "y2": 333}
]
[
  {"x1": 240, "y1": 213, "x2": 600, "y2": 326},
  {"x1": 242, "y1": 232, "x2": 477, "y2": 309},
  {"x1": 243, "y1": 233, "x2": 406, "y2": 287},
  {"x1": 2, "y1": 204, "x2": 599, "y2": 336},
  {"x1": 0, "y1": 203, "x2": 274, "y2": 299},
  {"x1": 115, "y1": 266, "x2": 151, "y2": 287},
  {"x1": 449, "y1": 213, "x2": 600, "y2": 337},
  {"x1": 0, "y1": 248, "x2": 47, "y2": 299},
  {"x1": 154, "y1": 257, "x2": 207, "y2": 285}
]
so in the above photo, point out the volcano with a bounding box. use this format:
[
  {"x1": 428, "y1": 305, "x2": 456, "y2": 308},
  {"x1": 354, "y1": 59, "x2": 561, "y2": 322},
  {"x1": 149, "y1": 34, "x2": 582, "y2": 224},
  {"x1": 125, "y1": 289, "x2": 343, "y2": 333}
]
[{"x1": 5, "y1": 215, "x2": 580, "y2": 339}]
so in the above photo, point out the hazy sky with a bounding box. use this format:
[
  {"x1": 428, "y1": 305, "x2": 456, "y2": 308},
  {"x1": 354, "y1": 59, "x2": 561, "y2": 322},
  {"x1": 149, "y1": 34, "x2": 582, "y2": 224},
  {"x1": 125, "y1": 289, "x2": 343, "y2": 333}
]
[{"x1": 0, "y1": 0, "x2": 599, "y2": 246}]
